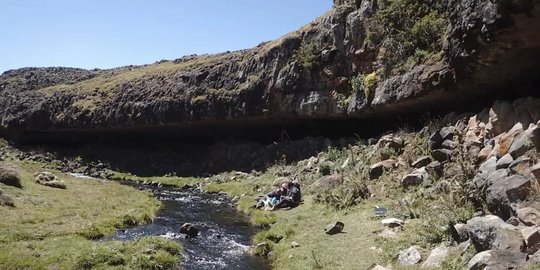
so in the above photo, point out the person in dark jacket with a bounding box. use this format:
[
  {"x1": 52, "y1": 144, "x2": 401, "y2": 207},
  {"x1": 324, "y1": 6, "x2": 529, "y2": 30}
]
[{"x1": 272, "y1": 181, "x2": 301, "y2": 209}]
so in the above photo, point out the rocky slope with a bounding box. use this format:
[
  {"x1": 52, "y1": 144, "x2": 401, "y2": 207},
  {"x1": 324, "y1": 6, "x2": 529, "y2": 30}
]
[{"x1": 0, "y1": 0, "x2": 539, "y2": 140}]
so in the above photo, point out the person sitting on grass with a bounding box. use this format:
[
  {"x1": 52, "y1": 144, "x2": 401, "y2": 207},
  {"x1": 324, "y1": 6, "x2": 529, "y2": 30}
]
[{"x1": 270, "y1": 180, "x2": 301, "y2": 210}]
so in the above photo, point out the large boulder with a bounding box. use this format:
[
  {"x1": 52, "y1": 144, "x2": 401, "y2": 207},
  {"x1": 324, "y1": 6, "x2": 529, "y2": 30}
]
[
  {"x1": 508, "y1": 124, "x2": 539, "y2": 158},
  {"x1": 485, "y1": 175, "x2": 531, "y2": 218},
  {"x1": 467, "y1": 250, "x2": 527, "y2": 270},
  {"x1": 411, "y1": 156, "x2": 431, "y2": 169},
  {"x1": 466, "y1": 215, "x2": 524, "y2": 252},
  {"x1": 325, "y1": 221, "x2": 345, "y2": 235},
  {"x1": 377, "y1": 134, "x2": 404, "y2": 153}
]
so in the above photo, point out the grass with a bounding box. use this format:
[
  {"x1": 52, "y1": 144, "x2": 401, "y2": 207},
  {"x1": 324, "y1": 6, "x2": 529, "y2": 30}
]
[{"x1": 0, "y1": 161, "x2": 183, "y2": 269}]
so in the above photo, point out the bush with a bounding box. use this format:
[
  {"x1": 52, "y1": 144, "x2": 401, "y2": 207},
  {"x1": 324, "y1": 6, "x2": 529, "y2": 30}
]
[
  {"x1": 294, "y1": 42, "x2": 318, "y2": 70},
  {"x1": 0, "y1": 163, "x2": 22, "y2": 188},
  {"x1": 319, "y1": 162, "x2": 333, "y2": 176},
  {"x1": 363, "y1": 72, "x2": 378, "y2": 98}
]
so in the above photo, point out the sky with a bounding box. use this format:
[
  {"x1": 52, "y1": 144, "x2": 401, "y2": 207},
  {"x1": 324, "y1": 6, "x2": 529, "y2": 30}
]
[{"x1": 0, "y1": 1, "x2": 333, "y2": 73}]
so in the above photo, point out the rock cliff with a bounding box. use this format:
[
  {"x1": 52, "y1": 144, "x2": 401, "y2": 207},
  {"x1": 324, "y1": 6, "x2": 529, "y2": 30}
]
[{"x1": 0, "y1": 0, "x2": 539, "y2": 140}]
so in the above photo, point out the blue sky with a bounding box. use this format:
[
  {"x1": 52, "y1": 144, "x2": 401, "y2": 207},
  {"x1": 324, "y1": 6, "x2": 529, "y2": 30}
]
[{"x1": 0, "y1": 1, "x2": 332, "y2": 73}]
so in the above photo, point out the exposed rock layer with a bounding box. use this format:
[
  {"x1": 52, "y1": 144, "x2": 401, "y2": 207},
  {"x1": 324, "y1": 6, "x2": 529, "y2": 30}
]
[{"x1": 0, "y1": 0, "x2": 539, "y2": 141}]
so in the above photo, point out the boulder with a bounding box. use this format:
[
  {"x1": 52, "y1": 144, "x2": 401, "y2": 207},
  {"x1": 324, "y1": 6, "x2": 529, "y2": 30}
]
[
  {"x1": 421, "y1": 245, "x2": 449, "y2": 269},
  {"x1": 509, "y1": 124, "x2": 538, "y2": 158},
  {"x1": 517, "y1": 207, "x2": 540, "y2": 226},
  {"x1": 441, "y1": 139, "x2": 457, "y2": 150},
  {"x1": 521, "y1": 226, "x2": 540, "y2": 254},
  {"x1": 272, "y1": 177, "x2": 290, "y2": 186},
  {"x1": 495, "y1": 154, "x2": 513, "y2": 169},
  {"x1": 506, "y1": 216, "x2": 521, "y2": 226},
  {"x1": 479, "y1": 156, "x2": 497, "y2": 176},
  {"x1": 0, "y1": 163, "x2": 22, "y2": 188},
  {"x1": 377, "y1": 134, "x2": 404, "y2": 152},
  {"x1": 369, "y1": 160, "x2": 397, "y2": 180},
  {"x1": 310, "y1": 174, "x2": 343, "y2": 189},
  {"x1": 439, "y1": 127, "x2": 455, "y2": 141},
  {"x1": 425, "y1": 161, "x2": 443, "y2": 178},
  {"x1": 485, "y1": 175, "x2": 531, "y2": 218},
  {"x1": 401, "y1": 167, "x2": 431, "y2": 188},
  {"x1": 493, "y1": 123, "x2": 523, "y2": 157},
  {"x1": 467, "y1": 215, "x2": 524, "y2": 252},
  {"x1": 477, "y1": 145, "x2": 493, "y2": 162},
  {"x1": 467, "y1": 250, "x2": 527, "y2": 270},
  {"x1": 398, "y1": 246, "x2": 422, "y2": 265},
  {"x1": 453, "y1": 223, "x2": 469, "y2": 242},
  {"x1": 509, "y1": 156, "x2": 533, "y2": 176},
  {"x1": 325, "y1": 221, "x2": 344, "y2": 235},
  {"x1": 411, "y1": 156, "x2": 431, "y2": 168},
  {"x1": 291, "y1": 241, "x2": 300, "y2": 248},
  {"x1": 179, "y1": 223, "x2": 199, "y2": 238},
  {"x1": 431, "y1": 149, "x2": 453, "y2": 162}
]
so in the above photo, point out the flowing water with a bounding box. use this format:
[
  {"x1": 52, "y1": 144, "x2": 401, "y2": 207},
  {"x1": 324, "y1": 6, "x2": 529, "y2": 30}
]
[{"x1": 102, "y1": 185, "x2": 270, "y2": 270}]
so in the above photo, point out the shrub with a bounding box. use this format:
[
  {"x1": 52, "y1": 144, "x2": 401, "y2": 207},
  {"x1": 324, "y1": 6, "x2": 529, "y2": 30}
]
[
  {"x1": 319, "y1": 162, "x2": 333, "y2": 176},
  {"x1": 0, "y1": 163, "x2": 22, "y2": 188},
  {"x1": 350, "y1": 73, "x2": 363, "y2": 94},
  {"x1": 363, "y1": 72, "x2": 378, "y2": 98},
  {"x1": 294, "y1": 42, "x2": 318, "y2": 70}
]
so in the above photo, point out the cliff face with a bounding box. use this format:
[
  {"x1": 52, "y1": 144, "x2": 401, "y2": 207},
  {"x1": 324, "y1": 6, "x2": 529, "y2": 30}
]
[{"x1": 0, "y1": 0, "x2": 539, "y2": 138}]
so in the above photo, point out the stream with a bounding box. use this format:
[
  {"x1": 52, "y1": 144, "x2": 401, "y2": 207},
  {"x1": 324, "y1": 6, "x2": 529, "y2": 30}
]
[{"x1": 101, "y1": 184, "x2": 270, "y2": 270}]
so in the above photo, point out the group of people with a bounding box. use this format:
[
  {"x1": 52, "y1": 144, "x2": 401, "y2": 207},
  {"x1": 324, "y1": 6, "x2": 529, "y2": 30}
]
[{"x1": 254, "y1": 178, "x2": 301, "y2": 211}]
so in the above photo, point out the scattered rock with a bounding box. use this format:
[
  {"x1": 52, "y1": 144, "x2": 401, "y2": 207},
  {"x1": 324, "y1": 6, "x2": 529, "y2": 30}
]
[
  {"x1": 411, "y1": 156, "x2": 431, "y2": 168},
  {"x1": 467, "y1": 250, "x2": 527, "y2": 270},
  {"x1": 521, "y1": 226, "x2": 540, "y2": 254},
  {"x1": 431, "y1": 149, "x2": 453, "y2": 162},
  {"x1": 508, "y1": 156, "x2": 533, "y2": 176},
  {"x1": 369, "y1": 160, "x2": 397, "y2": 180},
  {"x1": 34, "y1": 172, "x2": 66, "y2": 189},
  {"x1": 467, "y1": 215, "x2": 524, "y2": 252},
  {"x1": 441, "y1": 139, "x2": 457, "y2": 150},
  {"x1": 401, "y1": 167, "x2": 430, "y2": 188},
  {"x1": 453, "y1": 223, "x2": 469, "y2": 242},
  {"x1": 421, "y1": 244, "x2": 449, "y2": 269},
  {"x1": 291, "y1": 241, "x2": 300, "y2": 248},
  {"x1": 495, "y1": 154, "x2": 513, "y2": 169},
  {"x1": 517, "y1": 207, "x2": 540, "y2": 226},
  {"x1": 381, "y1": 218, "x2": 404, "y2": 228},
  {"x1": 485, "y1": 175, "x2": 531, "y2": 218},
  {"x1": 425, "y1": 161, "x2": 443, "y2": 178},
  {"x1": 477, "y1": 145, "x2": 493, "y2": 162},
  {"x1": 179, "y1": 223, "x2": 199, "y2": 238},
  {"x1": 508, "y1": 124, "x2": 538, "y2": 158},
  {"x1": 310, "y1": 174, "x2": 343, "y2": 189},
  {"x1": 439, "y1": 127, "x2": 455, "y2": 141},
  {"x1": 377, "y1": 134, "x2": 404, "y2": 152},
  {"x1": 506, "y1": 216, "x2": 521, "y2": 226},
  {"x1": 325, "y1": 221, "x2": 344, "y2": 235},
  {"x1": 398, "y1": 246, "x2": 422, "y2": 265}
]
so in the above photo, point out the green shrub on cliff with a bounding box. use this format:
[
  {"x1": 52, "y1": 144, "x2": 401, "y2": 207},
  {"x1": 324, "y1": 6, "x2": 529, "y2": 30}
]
[
  {"x1": 350, "y1": 71, "x2": 378, "y2": 98},
  {"x1": 366, "y1": 0, "x2": 448, "y2": 75},
  {"x1": 294, "y1": 42, "x2": 319, "y2": 70}
]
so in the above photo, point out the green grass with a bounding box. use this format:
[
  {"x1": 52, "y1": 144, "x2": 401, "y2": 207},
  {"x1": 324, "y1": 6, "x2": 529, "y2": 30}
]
[{"x1": 0, "y1": 161, "x2": 183, "y2": 269}]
